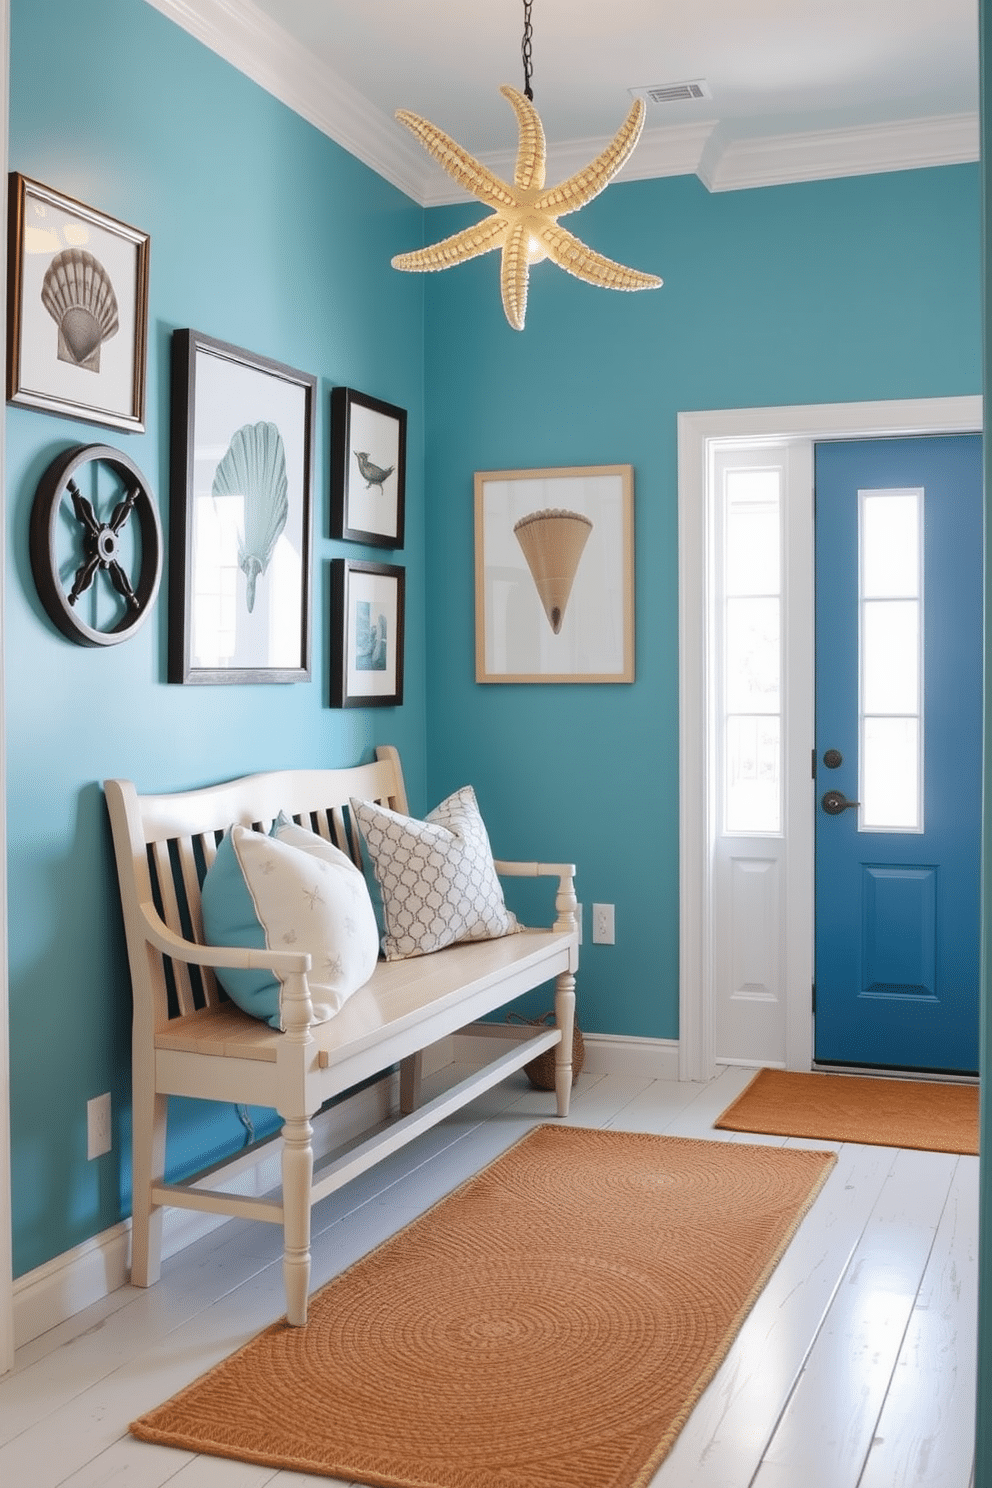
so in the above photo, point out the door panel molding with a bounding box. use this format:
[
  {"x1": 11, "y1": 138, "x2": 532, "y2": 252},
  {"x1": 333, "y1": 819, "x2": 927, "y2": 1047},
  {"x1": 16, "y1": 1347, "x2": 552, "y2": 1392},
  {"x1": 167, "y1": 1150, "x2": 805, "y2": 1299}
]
[{"x1": 677, "y1": 395, "x2": 982, "y2": 1083}]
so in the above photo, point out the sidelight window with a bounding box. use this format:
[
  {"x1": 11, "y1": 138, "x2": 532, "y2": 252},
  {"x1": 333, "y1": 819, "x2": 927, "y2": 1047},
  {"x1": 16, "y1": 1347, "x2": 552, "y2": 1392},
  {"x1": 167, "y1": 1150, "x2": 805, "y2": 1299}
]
[{"x1": 722, "y1": 466, "x2": 782, "y2": 834}]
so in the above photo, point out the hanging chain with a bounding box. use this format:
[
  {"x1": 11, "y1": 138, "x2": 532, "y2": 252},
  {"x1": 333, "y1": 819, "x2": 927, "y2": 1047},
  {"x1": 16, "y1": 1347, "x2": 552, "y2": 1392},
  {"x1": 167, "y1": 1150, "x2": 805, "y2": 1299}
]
[{"x1": 521, "y1": 0, "x2": 534, "y2": 100}]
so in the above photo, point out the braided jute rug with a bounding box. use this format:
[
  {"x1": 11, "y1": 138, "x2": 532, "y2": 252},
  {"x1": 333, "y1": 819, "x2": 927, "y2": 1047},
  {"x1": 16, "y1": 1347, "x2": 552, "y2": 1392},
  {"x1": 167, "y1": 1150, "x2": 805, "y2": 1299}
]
[
  {"x1": 714, "y1": 1067, "x2": 979, "y2": 1154},
  {"x1": 131, "y1": 1124, "x2": 836, "y2": 1488}
]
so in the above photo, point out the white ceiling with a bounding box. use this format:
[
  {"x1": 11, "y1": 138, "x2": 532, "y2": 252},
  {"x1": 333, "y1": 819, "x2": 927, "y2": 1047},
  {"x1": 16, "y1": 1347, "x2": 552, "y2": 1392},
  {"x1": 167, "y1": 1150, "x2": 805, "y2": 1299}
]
[{"x1": 146, "y1": 0, "x2": 980, "y2": 200}]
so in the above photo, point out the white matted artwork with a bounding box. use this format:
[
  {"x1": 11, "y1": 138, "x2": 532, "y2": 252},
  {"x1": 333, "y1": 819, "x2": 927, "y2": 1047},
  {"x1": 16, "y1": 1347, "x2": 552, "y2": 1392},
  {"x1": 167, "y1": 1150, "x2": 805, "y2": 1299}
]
[
  {"x1": 331, "y1": 386, "x2": 406, "y2": 548},
  {"x1": 475, "y1": 464, "x2": 634, "y2": 683},
  {"x1": 331, "y1": 558, "x2": 405, "y2": 707},
  {"x1": 8, "y1": 173, "x2": 149, "y2": 431},
  {"x1": 169, "y1": 329, "x2": 316, "y2": 684}
]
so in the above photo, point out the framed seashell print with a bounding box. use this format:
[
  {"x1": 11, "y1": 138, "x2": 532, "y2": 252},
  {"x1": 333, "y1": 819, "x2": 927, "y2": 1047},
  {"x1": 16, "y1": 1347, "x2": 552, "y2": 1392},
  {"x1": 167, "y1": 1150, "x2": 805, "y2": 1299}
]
[
  {"x1": 7, "y1": 174, "x2": 150, "y2": 432},
  {"x1": 169, "y1": 329, "x2": 316, "y2": 684},
  {"x1": 474, "y1": 464, "x2": 635, "y2": 683}
]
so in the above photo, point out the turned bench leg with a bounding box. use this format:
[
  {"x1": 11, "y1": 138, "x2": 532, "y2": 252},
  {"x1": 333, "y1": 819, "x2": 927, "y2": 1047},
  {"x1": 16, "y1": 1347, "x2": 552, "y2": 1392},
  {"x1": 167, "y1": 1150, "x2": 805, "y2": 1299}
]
[
  {"x1": 281, "y1": 1115, "x2": 314, "y2": 1326},
  {"x1": 554, "y1": 970, "x2": 576, "y2": 1118},
  {"x1": 131, "y1": 1086, "x2": 167, "y2": 1288}
]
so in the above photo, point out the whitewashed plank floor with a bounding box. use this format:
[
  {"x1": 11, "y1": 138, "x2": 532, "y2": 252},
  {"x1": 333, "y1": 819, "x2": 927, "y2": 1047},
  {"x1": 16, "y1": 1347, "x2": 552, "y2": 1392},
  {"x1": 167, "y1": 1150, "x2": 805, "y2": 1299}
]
[{"x1": 0, "y1": 1063, "x2": 977, "y2": 1487}]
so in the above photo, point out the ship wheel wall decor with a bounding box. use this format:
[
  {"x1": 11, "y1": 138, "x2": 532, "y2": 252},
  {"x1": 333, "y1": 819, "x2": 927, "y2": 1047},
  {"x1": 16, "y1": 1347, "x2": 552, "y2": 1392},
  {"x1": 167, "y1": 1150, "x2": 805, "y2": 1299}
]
[{"x1": 29, "y1": 443, "x2": 163, "y2": 646}]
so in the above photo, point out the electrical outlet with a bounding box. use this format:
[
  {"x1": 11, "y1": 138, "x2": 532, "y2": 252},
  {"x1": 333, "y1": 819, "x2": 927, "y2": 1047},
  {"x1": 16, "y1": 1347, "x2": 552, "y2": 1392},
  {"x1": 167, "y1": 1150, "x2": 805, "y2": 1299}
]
[
  {"x1": 592, "y1": 902, "x2": 615, "y2": 945},
  {"x1": 87, "y1": 1092, "x2": 111, "y2": 1160}
]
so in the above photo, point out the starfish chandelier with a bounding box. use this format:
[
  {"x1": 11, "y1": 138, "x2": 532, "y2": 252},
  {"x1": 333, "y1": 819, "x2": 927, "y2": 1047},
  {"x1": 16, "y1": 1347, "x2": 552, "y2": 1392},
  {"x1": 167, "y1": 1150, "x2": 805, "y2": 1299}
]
[{"x1": 392, "y1": 84, "x2": 663, "y2": 331}]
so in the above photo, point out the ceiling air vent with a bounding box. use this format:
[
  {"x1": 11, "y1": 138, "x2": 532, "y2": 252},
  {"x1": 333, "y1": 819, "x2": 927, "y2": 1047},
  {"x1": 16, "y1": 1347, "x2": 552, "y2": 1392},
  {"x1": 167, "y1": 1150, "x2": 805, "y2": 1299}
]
[{"x1": 630, "y1": 80, "x2": 712, "y2": 105}]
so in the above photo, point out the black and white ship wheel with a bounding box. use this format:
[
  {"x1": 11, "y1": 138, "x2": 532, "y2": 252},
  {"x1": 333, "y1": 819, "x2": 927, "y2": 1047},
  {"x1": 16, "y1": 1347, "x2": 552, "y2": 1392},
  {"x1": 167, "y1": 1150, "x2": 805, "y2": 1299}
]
[{"x1": 29, "y1": 443, "x2": 163, "y2": 647}]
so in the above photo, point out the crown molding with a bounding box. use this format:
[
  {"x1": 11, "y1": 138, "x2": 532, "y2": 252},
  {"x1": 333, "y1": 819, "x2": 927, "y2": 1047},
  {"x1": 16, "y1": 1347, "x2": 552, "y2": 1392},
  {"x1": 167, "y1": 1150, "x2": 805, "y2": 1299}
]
[
  {"x1": 698, "y1": 112, "x2": 979, "y2": 193},
  {"x1": 142, "y1": 2, "x2": 980, "y2": 205},
  {"x1": 419, "y1": 121, "x2": 719, "y2": 207}
]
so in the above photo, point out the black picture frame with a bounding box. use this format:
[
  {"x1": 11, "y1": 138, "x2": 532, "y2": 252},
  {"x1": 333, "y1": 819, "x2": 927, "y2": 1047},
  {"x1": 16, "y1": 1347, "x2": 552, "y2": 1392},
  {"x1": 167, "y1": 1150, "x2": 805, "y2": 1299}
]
[
  {"x1": 330, "y1": 386, "x2": 406, "y2": 547},
  {"x1": 331, "y1": 558, "x2": 405, "y2": 707},
  {"x1": 169, "y1": 328, "x2": 316, "y2": 684},
  {"x1": 7, "y1": 172, "x2": 150, "y2": 432}
]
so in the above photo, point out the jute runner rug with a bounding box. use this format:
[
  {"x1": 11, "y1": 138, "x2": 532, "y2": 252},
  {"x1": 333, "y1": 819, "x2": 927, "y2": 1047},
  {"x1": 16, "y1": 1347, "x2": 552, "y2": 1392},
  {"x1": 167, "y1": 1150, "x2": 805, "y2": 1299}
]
[
  {"x1": 715, "y1": 1067, "x2": 979, "y2": 1154},
  {"x1": 131, "y1": 1124, "x2": 835, "y2": 1488}
]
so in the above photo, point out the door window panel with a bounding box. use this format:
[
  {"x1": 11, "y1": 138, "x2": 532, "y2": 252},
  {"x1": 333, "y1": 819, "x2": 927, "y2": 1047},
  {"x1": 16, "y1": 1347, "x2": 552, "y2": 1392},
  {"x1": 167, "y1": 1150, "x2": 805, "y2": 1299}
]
[
  {"x1": 723, "y1": 468, "x2": 782, "y2": 834},
  {"x1": 726, "y1": 716, "x2": 781, "y2": 833},
  {"x1": 859, "y1": 489, "x2": 923, "y2": 832},
  {"x1": 862, "y1": 718, "x2": 920, "y2": 831},
  {"x1": 861, "y1": 493, "x2": 919, "y2": 596},
  {"x1": 725, "y1": 597, "x2": 780, "y2": 713},
  {"x1": 862, "y1": 600, "x2": 919, "y2": 713}
]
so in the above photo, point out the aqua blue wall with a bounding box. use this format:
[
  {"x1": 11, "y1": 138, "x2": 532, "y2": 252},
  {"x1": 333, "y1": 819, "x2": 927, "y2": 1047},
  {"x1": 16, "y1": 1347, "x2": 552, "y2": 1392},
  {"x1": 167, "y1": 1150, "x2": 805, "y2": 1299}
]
[
  {"x1": 5, "y1": 0, "x2": 427, "y2": 1276},
  {"x1": 422, "y1": 163, "x2": 982, "y2": 1040},
  {"x1": 5, "y1": 0, "x2": 987, "y2": 1316}
]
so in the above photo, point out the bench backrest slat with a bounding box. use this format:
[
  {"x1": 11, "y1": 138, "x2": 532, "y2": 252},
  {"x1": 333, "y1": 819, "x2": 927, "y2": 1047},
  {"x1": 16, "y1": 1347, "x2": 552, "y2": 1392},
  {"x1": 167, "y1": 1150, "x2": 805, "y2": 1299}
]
[
  {"x1": 149, "y1": 838, "x2": 198, "y2": 1016},
  {"x1": 105, "y1": 749, "x2": 408, "y2": 1032}
]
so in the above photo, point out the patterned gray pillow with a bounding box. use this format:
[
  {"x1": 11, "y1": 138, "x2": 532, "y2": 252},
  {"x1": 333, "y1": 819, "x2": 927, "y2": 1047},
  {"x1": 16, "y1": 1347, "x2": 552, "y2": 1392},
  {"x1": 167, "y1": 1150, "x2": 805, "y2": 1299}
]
[{"x1": 350, "y1": 785, "x2": 519, "y2": 961}]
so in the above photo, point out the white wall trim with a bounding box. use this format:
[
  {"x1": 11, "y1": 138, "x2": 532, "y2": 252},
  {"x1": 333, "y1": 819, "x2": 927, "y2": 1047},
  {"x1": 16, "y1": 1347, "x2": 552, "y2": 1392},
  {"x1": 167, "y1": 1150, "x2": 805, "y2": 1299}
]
[
  {"x1": 12, "y1": 1222, "x2": 132, "y2": 1350},
  {"x1": 13, "y1": 1071, "x2": 401, "y2": 1350},
  {"x1": 1, "y1": 0, "x2": 13, "y2": 1379},
  {"x1": 141, "y1": 1, "x2": 978, "y2": 203},
  {"x1": 448, "y1": 1028, "x2": 679, "y2": 1082},
  {"x1": 581, "y1": 1033, "x2": 680, "y2": 1081},
  {"x1": 698, "y1": 113, "x2": 979, "y2": 194},
  {"x1": 9, "y1": 1031, "x2": 681, "y2": 1347},
  {"x1": 428, "y1": 122, "x2": 720, "y2": 208},
  {"x1": 677, "y1": 395, "x2": 983, "y2": 1084}
]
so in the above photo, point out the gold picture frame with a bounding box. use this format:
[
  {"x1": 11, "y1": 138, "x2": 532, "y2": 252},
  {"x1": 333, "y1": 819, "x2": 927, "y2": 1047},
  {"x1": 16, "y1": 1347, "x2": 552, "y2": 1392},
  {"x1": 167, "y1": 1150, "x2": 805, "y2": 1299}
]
[{"x1": 474, "y1": 463, "x2": 635, "y2": 683}]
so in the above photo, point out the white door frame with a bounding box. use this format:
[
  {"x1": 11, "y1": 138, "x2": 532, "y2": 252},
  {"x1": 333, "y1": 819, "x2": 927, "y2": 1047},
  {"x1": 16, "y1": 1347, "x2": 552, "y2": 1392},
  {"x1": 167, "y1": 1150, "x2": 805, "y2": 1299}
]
[
  {"x1": 677, "y1": 395, "x2": 983, "y2": 1083},
  {"x1": 1, "y1": 0, "x2": 12, "y2": 1375}
]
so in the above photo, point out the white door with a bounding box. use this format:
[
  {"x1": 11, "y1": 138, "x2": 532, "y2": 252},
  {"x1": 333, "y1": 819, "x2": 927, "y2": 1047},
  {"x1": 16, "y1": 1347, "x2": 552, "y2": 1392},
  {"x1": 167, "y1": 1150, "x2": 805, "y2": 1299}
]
[
  {"x1": 677, "y1": 396, "x2": 983, "y2": 1083},
  {"x1": 710, "y1": 442, "x2": 813, "y2": 1068}
]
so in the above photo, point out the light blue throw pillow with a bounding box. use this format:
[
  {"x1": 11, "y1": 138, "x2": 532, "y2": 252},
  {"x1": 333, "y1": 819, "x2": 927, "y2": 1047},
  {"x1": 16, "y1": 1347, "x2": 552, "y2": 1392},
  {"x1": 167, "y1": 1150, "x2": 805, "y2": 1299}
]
[{"x1": 201, "y1": 818, "x2": 379, "y2": 1029}]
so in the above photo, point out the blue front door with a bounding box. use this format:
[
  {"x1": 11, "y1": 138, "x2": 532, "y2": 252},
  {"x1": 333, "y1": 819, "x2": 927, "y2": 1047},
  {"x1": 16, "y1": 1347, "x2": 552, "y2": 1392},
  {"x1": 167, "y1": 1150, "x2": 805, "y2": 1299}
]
[{"x1": 813, "y1": 435, "x2": 982, "y2": 1074}]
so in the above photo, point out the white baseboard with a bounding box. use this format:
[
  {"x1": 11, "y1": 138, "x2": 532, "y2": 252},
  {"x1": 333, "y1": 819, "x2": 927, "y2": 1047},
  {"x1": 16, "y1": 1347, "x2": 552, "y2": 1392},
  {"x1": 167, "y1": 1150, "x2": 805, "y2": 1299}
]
[
  {"x1": 448, "y1": 1027, "x2": 680, "y2": 1083},
  {"x1": 12, "y1": 1036, "x2": 680, "y2": 1348},
  {"x1": 13, "y1": 1070, "x2": 401, "y2": 1350},
  {"x1": 12, "y1": 1221, "x2": 132, "y2": 1351},
  {"x1": 581, "y1": 1033, "x2": 680, "y2": 1080}
]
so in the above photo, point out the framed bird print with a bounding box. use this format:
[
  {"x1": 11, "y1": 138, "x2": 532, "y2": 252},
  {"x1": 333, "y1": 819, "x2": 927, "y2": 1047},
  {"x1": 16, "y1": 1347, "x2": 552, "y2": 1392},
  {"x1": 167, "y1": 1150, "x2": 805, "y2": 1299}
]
[
  {"x1": 474, "y1": 464, "x2": 635, "y2": 683},
  {"x1": 331, "y1": 386, "x2": 406, "y2": 548},
  {"x1": 169, "y1": 328, "x2": 316, "y2": 684},
  {"x1": 7, "y1": 173, "x2": 150, "y2": 431}
]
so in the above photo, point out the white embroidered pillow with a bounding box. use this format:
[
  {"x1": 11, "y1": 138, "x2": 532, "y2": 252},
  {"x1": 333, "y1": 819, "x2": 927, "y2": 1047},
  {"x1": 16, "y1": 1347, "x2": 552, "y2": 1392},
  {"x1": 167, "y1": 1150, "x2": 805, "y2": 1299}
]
[
  {"x1": 200, "y1": 819, "x2": 380, "y2": 1029},
  {"x1": 350, "y1": 785, "x2": 518, "y2": 961}
]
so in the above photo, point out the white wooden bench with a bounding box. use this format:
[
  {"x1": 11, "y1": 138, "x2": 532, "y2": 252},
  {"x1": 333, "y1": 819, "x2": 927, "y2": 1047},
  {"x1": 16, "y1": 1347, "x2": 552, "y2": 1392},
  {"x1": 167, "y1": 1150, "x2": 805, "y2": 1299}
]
[{"x1": 104, "y1": 746, "x2": 578, "y2": 1325}]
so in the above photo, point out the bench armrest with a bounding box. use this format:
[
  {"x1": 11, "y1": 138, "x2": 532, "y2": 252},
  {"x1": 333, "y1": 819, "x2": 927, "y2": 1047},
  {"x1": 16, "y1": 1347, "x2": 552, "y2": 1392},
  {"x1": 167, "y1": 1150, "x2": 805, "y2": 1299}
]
[
  {"x1": 493, "y1": 860, "x2": 578, "y2": 936},
  {"x1": 137, "y1": 898, "x2": 311, "y2": 975},
  {"x1": 136, "y1": 899, "x2": 319, "y2": 1035}
]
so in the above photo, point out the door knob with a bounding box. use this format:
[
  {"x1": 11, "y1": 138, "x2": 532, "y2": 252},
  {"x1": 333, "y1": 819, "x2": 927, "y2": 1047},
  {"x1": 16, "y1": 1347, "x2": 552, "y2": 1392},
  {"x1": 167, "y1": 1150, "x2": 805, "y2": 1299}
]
[{"x1": 821, "y1": 789, "x2": 860, "y2": 816}]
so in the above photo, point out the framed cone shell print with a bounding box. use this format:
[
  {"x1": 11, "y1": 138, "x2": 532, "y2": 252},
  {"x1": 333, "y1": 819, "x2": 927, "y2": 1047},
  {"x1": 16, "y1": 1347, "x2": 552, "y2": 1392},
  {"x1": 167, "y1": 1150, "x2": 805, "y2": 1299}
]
[
  {"x1": 7, "y1": 174, "x2": 149, "y2": 431},
  {"x1": 474, "y1": 464, "x2": 634, "y2": 683}
]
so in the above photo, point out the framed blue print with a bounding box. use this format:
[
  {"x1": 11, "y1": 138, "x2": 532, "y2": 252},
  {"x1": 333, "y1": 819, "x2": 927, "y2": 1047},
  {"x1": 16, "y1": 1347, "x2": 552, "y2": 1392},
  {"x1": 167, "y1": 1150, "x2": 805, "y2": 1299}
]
[{"x1": 331, "y1": 558, "x2": 405, "y2": 707}]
